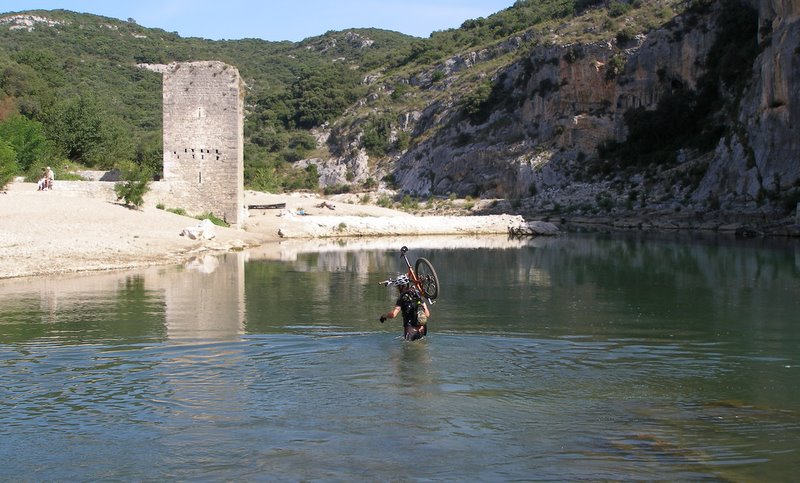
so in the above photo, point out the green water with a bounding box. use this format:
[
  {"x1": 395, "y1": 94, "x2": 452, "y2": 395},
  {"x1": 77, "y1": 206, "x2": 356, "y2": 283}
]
[{"x1": 1, "y1": 232, "x2": 798, "y2": 481}]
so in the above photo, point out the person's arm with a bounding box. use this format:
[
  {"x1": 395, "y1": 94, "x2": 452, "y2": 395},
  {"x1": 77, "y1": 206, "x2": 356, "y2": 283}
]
[
  {"x1": 380, "y1": 305, "x2": 401, "y2": 323},
  {"x1": 420, "y1": 302, "x2": 430, "y2": 317}
]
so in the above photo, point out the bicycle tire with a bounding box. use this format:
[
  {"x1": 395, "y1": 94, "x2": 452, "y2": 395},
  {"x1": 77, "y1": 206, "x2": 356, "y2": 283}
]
[{"x1": 414, "y1": 257, "x2": 440, "y2": 300}]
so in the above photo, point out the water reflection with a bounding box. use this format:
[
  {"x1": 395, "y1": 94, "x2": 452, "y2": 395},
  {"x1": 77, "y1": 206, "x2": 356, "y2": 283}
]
[
  {"x1": 0, "y1": 253, "x2": 246, "y2": 343},
  {"x1": 159, "y1": 253, "x2": 245, "y2": 340},
  {"x1": 2, "y1": 231, "x2": 798, "y2": 348}
]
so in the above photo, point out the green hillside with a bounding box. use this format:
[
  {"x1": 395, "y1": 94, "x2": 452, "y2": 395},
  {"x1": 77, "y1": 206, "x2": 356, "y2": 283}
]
[{"x1": 0, "y1": 1, "x2": 681, "y2": 190}]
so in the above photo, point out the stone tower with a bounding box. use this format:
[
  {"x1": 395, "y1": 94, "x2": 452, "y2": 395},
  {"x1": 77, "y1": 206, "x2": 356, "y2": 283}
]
[{"x1": 162, "y1": 61, "x2": 244, "y2": 227}]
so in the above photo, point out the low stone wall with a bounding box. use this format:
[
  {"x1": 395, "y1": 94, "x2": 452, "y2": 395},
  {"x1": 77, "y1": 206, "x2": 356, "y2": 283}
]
[
  {"x1": 75, "y1": 170, "x2": 121, "y2": 181},
  {"x1": 45, "y1": 179, "x2": 214, "y2": 213},
  {"x1": 48, "y1": 180, "x2": 117, "y2": 200}
]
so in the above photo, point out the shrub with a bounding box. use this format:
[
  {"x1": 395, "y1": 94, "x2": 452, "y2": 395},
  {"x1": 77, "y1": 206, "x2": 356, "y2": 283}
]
[
  {"x1": 608, "y1": 1, "x2": 632, "y2": 18},
  {"x1": 323, "y1": 184, "x2": 351, "y2": 195},
  {"x1": 197, "y1": 212, "x2": 229, "y2": 227},
  {"x1": 377, "y1": 194, "x2": 393, "y2": 207},
  {"x1": 362, "y1": 113, "x2": 393, "y2": 158},
  {"x1": 616, "y1": 26, "x2": 637, "y2": 45},
  {"x1": 605, "y1": 54, "x2": 626, "y2": 81},
  {"x1": 462, "y1": 80, "x2": 494, "y2": 124},
  {"x1": 400, "y1": 194, "x2": 419, "y2": 210},
  {"x1": 363, "y1": 177, "x2": 378, "y2": 190},
  {"x1": 114, "y1": 162, "x2": 152, "y2": 208},
  {"x1": 391, "y1": 83, "x2": 411, "y2": 101},
  {"x1": 564, "y1": 47, "x2": 585, "y2": 64},
  {"x1": 0, "y1": 140, "x2": 18, "y2": 190}
]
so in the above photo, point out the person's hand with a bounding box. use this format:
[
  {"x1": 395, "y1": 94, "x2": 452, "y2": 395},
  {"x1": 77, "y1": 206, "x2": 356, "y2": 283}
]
[{"x1": 379, "y1": 316, "x2": 386, "y2": 323}]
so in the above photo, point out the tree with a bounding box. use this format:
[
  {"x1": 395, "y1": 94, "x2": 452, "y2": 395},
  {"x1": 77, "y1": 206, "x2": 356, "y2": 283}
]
[
  {"x1": 462, "y1": 80, "x2": 495, "y2": 124},
  {"x1": 0, "y1": 139, "x2": 17, "y2": 189},
  {"x1": 44, "y1": 96, "x2": 103, "y2": 165},
  {"x1": 114, "y1": 161, "x2": 152, "y2": 208},
  {"x1": 44, "y1": 95, "x2": 132, "y2": 168},
  {"x1": 0, "y1": 114, "x2": 52, "y2": 173},
  {"x1": 290, "y1": 65, "x2": 362, "y2": 129}
]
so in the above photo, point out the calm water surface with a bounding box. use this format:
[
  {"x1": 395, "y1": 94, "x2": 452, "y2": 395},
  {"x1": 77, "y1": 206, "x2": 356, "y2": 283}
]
[{"x1": 1, "y1": 233, "x2": 799, "y2": 481}]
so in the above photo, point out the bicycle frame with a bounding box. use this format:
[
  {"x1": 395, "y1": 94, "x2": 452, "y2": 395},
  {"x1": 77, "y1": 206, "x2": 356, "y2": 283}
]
[
  {"x1": 379, "y1": 246, "x2": 439, "y2": 305},
  {"x1": 400, "y1": 246, "x2": 434, "y2": 305}
]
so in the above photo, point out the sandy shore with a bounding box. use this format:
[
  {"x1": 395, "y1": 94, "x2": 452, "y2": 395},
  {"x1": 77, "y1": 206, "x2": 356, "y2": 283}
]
[{"x1": 0, "y1": 182, "x2": 527, "y2": 279}]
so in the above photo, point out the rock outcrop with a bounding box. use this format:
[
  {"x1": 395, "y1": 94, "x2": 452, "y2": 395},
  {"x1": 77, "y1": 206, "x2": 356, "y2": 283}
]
[
  {"x1": 313, "y1": 0, "x2": 799, "y2": 232},
  {"x1": 710, "y1": 0, "x2": 800, "y2": 198}
]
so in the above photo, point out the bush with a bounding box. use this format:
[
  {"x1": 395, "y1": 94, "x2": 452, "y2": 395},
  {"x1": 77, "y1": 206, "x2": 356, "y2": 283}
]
[
  {"x1": 608, "y1": 1, "x2": 633, "y2": 18},
  {"x1": 363, "y1": 177, "x2": 378, "y2": 190},
  {"x1": 197, "y1": 212, "x2": 229, "y2": 227},
  {"x1": 605, "y1": 54, "x2": 626, "y2": 81},
  {"x1": 0, "y1": 140, "x2": 18, "y2": 190},
  {"x1": 362, "y1": 114, "x2": 393, "y2": 158},
  {"x1": 114, "y1": 162, "x2": 152, "y2": 208},
  {"x1": 400, "y1": 194, "x2": 419, "y2": 210},
  {"x1": 462, "y1": 80, "x2": 494, "y2": 124},
  {"x1": 323, "y1": 184, "x2": 351, "y2": 195},
  {"x1": 377, "y1": 194, "x2": 393, "y2": 207},
  {"x1": 616, "y1": 26, "x2": 637, "y2": 45}
]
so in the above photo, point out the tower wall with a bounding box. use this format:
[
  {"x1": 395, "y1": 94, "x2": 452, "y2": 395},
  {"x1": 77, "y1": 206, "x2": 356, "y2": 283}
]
[{"x1": 162, "y1": 61, "x2": 244, "y2": 227}]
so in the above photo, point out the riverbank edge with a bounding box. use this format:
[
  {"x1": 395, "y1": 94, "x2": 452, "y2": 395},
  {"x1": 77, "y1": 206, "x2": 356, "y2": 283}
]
[{"x1": 3, "y1": 181, "x2": 798, "y2": 281}]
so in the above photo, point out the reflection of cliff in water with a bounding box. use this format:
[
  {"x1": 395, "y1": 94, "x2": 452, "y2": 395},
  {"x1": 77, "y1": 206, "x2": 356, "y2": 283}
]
[
  {"x1": 245, "y1": 234, "x2": 554, "y2": 263},
  {"x1": 515, "y1": 232, "x2": 800, "y2": 335}
]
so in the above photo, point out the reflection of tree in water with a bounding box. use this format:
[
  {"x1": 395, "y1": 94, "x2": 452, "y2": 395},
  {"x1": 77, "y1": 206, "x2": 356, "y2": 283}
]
[
  {"x1": 1, "y1": 273, "x2": 167, "y2": 344},
  {"x1": 113, "y1": 275, "x2": 167, "y2": 340}
]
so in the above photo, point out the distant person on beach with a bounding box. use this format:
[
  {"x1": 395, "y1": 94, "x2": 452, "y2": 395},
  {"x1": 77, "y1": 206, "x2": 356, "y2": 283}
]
[
  {"x1": 44, "y1": 166, "x2": 54, "y2": 190},
  {"x1": 379, "y1": 274, "x2": 430, "y2": 341},
  {"x1": 37, "y1": 168, "x2": 47, "y2": 191}
]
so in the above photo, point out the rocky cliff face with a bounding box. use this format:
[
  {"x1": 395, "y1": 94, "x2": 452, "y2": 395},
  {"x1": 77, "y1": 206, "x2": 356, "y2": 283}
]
[
  {"x1": 316, "y1": 0, "x2": 799, "y2": 228},
  {"x1": 704, "y1": 0, "x2": 800, "y2": 203}
]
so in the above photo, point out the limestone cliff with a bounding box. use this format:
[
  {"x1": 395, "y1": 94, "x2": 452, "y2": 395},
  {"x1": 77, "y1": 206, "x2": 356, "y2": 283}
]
[
  {"x1": 313, "y1": 0, "x2": 799, "y2": 230},
  {"x1": 703, "y1": 0, "x2": 800, "y2": 203}
]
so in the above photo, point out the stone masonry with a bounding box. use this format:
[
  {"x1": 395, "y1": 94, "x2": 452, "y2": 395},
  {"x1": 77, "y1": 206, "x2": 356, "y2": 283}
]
[{"x1": 161, "y1": 61, "x2": 244, "y2": 227}]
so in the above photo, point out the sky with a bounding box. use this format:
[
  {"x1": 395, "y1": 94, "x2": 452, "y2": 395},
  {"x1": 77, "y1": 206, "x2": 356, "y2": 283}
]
[{"x1": 1, "y1": 0, "x2": 517, "y2": 41}]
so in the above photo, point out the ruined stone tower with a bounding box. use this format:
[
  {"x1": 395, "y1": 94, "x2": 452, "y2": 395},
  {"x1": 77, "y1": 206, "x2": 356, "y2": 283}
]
[{"x1": 161, "y1": 61, "x2": 244, "y2": 227}]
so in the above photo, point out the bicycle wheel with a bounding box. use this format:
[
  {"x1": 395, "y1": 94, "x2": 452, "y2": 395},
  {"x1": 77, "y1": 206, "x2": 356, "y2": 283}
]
[{"x1": 414, "y1": 257, "x2": 440, "y2": 300}]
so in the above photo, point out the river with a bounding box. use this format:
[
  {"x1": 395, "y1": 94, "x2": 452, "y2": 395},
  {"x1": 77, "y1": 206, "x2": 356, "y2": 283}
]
[{"x1": 1, "y1": 232, "x2": 798, "y2": 481}]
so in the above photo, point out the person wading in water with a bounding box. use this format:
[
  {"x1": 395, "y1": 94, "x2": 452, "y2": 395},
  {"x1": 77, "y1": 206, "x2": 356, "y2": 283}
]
[{"x1": 379, "y1": 274, "x2": 430, "y2": 341}]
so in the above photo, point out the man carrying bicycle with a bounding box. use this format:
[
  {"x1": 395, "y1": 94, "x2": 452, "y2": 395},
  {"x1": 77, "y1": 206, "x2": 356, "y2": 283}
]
[{"x1": 379, "y1": 274, "x2": 430, "y2": 341}]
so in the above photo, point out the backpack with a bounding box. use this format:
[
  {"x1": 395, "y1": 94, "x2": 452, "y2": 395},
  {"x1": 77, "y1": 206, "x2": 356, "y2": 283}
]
[{"x1": 399, "y1": 291, "x2": 427, "y2": 325}]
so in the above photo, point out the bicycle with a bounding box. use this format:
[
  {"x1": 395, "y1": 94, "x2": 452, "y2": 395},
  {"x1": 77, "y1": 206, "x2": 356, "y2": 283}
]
[{"x1": 380, "y1": 246, "x2": 440, "y2": 304}]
